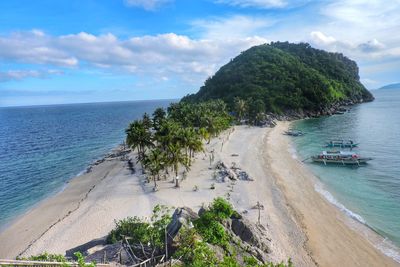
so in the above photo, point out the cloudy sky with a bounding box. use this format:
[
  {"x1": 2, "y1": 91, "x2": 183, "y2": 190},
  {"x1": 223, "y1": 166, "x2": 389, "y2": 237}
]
[{"x1": 1, "y1": 0, "x2": 399, "y2": 106}]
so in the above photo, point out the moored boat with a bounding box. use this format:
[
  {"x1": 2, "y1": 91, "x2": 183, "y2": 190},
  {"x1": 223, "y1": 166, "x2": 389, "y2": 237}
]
[
  {"x1": 326, "y1": 139, "x2": 358, "y2": 148},
  {"x1": 284, "y1": 130, "x2": 304, "y2": 136},
  {"x1": 312, "y1": 151, "x2": 372, "y2": 165}
]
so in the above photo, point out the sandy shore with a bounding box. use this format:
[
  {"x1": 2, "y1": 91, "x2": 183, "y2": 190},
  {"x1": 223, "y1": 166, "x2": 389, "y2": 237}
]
[{"x1": 0, "y1": 123, "x2": 398, "y2": 266}]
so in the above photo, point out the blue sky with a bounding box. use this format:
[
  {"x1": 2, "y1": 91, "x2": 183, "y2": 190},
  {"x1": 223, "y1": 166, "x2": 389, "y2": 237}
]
[{"x1": 1, "y1": 0, "x2": 400, "y2": 106}]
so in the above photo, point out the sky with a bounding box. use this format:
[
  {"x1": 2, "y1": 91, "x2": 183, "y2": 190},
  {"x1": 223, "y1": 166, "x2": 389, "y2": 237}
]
[{"x1": 1, "y1": 0, "x2": 400, "y2": 107}]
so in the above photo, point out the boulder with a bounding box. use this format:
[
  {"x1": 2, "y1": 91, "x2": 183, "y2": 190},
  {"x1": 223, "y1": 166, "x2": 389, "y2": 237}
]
[
  {"x1": 230, "y1": 218, "x2": 271, "y2": 254},
  {"x1": 167, "y1": 207, "x2": 199, "y2": 241}
]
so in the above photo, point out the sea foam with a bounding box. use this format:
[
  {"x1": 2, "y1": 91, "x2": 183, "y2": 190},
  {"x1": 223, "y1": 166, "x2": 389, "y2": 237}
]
[{"x1": 314, "y1": 182, "x2": 400, "y2": 263}]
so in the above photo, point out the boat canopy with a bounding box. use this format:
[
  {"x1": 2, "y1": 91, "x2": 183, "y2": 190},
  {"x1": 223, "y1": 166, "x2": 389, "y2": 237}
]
[{"x1": 322, "y1": 151, "x2": 356, "y2": 156}]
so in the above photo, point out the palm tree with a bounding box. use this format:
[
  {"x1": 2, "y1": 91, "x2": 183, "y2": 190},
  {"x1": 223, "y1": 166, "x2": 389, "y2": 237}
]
[
  {"x1": 142, "y1": 113, "x2": 152, "y2": 130},
  {"x1": 152, "y1": 107, "x2": 166, "y2": 131},
  {"x1": 144, "y1": 148, "x2": 166, "y2": 191},
  {"x1": 167, "y1": 143, "x2": 189, "y2": 188},
  {"x1": 126, "y1": 120, "x2": 154, "y2": 172},
  {"x1": 187, "y1": 129, "x2": 204, "y2": 164},
  {"x1": 234, "y1": 97, "x2": 247, "y2": 122}
]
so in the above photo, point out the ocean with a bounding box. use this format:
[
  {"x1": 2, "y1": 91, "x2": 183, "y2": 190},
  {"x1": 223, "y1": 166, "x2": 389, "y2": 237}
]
[
  {"x1": 0, "y1": 99, "x2": 172, "y2": 229},
  {"x1": 291, "y1": 89, "x2": 400, "y2": 259}
]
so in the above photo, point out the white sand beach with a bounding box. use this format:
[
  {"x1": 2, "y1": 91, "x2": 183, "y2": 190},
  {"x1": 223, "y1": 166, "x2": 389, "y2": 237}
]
[{"x1": 0, "y1": 123, "x2": 398, "y2": 266}]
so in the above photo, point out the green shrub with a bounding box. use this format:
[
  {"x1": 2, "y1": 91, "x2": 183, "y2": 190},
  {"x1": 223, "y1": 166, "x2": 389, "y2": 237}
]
[
  {"x1": 209, "y1": 197, "x2": 234, "y2": 221},
  {"x1": 106, "y1": 205, "x2": 172, "y2": 253},
  {"x1": 174, "y1": 227, "x2": 219, "y2": 267},
  {"x1": 193, "y1": 198, "x2": 234, "y2": 247},
  {"x1": 19, "y1": 252, "x2": 67, "y2": 262}
]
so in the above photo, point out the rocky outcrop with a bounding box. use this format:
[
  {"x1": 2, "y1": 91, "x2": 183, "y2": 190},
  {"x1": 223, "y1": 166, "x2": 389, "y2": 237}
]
[
  {"x1": 167, "y1": 206, "x2": 272, "y2": 264},
  {"x1": 167, "y1": 207, "x2": 199, "y2": 241}
]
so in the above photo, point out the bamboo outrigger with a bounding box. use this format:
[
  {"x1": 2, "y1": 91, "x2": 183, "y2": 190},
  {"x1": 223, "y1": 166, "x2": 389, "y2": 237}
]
[
  {"x1": 326, "y1": 139, "x2": 358, "y2": 148},
  {"x1": 312, "y1": 151, "x2": 372, "y2": 166}
]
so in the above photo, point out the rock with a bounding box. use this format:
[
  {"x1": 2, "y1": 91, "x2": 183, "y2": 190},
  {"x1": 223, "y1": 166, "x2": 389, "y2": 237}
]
[
  {"x1": 230, "y1": 218, "x2": 271, "y2": 254},
  {"x1": 167, "y1": 207, "x2": 199, "y2": 242},
  {"x1": 227, "y1": 169, "x2": 238, "y2": 180},
  {"x1": 66, "y1": 238, "x2": 135, "y2": 265}
]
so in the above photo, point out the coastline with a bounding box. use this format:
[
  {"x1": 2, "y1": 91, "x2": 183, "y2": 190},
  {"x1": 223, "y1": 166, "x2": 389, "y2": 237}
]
[
  {"x1": 0, "y1": 123, "x2": 398, "y2": 266},
  {"x1": 267, "y1": 121, "x2": 399, "y2": 266}
]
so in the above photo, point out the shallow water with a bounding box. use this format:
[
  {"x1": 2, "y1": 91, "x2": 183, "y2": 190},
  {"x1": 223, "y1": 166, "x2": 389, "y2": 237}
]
[
  {"x1": 0, "y1": 100, "x2": 172, "y2": 228},
  {"x1": 291, "y1": 90, "x2": 400, "y2": 249}
]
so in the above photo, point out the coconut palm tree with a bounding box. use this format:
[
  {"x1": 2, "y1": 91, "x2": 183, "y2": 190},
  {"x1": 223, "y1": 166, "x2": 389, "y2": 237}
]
[
  {"x1": 152, "y1": 107, "x2": 166, "y2": 131},
  {"x1": 126, "y1": 120, "x2": 154, "y2": 172},
  {"x1": 144, "y1": 148, "x2": 166, "y2": 191},
  {"x1": 167, "y1": 143, "x2": 189, "y2": 188},
  {"x1": 234, "y1": 97, "x2": 247, "y2": 122},
  {"x1": 142, "y1": 113, "x2": 152, "y2": 130}
]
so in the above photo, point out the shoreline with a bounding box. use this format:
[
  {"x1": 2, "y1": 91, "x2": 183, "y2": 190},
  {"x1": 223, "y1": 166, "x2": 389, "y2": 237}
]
[
  {"x1": 0, "y1": 143, "x2": 127, "y2": 235},
  {"x1": 0, "y1": 123, "x2": 398, "y2": 266},
  {"x1": 267, "y1": 121, "x2": 399, "y2": 266},
  {"x1": 285, "y1": 119, "x2": 400, "y2": 263}
]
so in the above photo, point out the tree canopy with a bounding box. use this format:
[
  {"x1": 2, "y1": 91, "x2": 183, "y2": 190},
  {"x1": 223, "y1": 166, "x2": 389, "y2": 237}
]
[{"x1": 182, "y1": 42, "x2": 373, "y2": 114}]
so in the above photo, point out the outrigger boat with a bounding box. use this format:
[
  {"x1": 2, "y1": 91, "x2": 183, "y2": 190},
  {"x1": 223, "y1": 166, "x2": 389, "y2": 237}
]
[
  {"x1": 283, "y1": 130, "x2": 304, "y2": 136},
  {"x1": 312, "y1": 151, "x2": 372, "y2": 166},
  {"x1": 326, "y1": 139, "x2": 358, "y2": 148}
]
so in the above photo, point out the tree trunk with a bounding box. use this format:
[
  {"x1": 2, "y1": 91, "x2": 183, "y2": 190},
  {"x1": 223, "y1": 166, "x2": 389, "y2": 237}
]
[{"x1": 174, "y1": 166, "x2": 179, "y2": 188}]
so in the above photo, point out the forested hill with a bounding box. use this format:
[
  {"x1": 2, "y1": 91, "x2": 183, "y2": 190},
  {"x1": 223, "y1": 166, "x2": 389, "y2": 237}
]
[{"x1": 183, "y1": 42, "x2": 374, "y2": 114}]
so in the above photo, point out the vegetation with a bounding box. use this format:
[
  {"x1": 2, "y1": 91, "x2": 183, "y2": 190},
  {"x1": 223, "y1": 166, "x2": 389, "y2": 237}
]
[
  {"x1": 107, "y1": 204, "x2": 172, "y2": 260},
  {"x1": 18, "y1": 252, "x2": 95, "y2": 267},
  {"x1": 173, "y1": 198, "x2": 294, "y2": 267},
  {"x1": 182, "y1": 42, "x2": 373, "y2": 116},
  {"x1": 125, "y1": 100, "x2": 232, "y2": 189}
]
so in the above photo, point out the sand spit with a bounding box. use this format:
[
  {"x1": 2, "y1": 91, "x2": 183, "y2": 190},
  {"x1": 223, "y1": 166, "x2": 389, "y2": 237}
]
[{"x1": 0, "y1": 124, "x2": 397, "y2": 266}]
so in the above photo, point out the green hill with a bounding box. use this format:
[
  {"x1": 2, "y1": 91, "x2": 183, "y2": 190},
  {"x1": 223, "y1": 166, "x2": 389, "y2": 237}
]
[
  {"x1": 183, "y1": 42, "x2": 373, "y2": 114},
  {"x1": 379, "y1": 83, "x2": 400, "y2": 90}
]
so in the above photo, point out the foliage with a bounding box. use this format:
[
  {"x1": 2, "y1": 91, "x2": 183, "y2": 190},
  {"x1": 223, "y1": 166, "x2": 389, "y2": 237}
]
[
  {"x1": 126, "y1": 99, "x2": 232, "y2": 187},
  {"x1": 74, "y1": 252, "x2": 96, "y2": 267},
  {"x1": 107, "y1": 205, "x2": 172, "y2": 257},
  {"x1": 193, "y1": 198, "x2": 234, "y2": 247},
  {"x1": 182, "y1": 42, "x2": 373, "y2": 114},
  {"x1": 18, "y1": 252, "x2": 67, "y2": 263},
  {"x1": 19, "y1": 252, "x2": 95, "y2": 267},
  {"x1": 209, "y1": 197, "x2": 234, "y2": 220},
  {"x1": 174, "y1": 227, "x2": 219, "y2": 267}
]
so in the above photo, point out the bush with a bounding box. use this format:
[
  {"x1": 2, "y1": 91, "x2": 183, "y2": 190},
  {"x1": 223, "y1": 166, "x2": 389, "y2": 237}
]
[
  {"x1": 174, "y1": 227, "x2": 219, "y2": 267},
  {"x1": 106, "y1": 205, "x2": 172, "y2": 253},
  {"x1": 193, "y1": 198, "x2": 234, "y2": 247},
  {"x1": 19, "y1": 252, "x2": 67, "y2": 262},
  {"x1": 209, "y1": 197, "x2": 234, "y2": 221}
]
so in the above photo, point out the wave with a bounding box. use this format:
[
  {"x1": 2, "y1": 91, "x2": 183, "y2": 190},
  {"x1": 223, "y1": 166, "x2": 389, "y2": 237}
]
[
  {"x1": 314, "y1": 182, "x2": 366, "y2": 224},
  {"x1": 314, "y1": 182, "x2": 400, "y2": 263}
]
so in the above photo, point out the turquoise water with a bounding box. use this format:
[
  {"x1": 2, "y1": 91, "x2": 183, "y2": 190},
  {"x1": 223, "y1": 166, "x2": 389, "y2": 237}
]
[
  {"x1": 0, "y1": 100, "x2": 172, "y2": 229},
  {"x1": 291, "y1": 90, "x2": 400, "y2": 253}
]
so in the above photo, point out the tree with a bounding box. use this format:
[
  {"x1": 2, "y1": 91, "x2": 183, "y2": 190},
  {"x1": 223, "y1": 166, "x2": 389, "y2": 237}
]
[
  {"x1": 248, "y1": 98, "x2": 265, "y2": 126},
  {"x1": 142, "y1": 113, "x2": 152, "y2": 130},
  {"x1": 152, "y1": 107, "x2": 166, "y2": 131},
  {"x1": 126, "y1": 120, "x2": 154, "y2": 172},
  {"x1": 144, "y1": 148, "x2": 166, "y2": 191},
  {"x1": 167, "y1": 143, "x2": 189, "y2": 187},
  {"x1": 234, "y1": 97, "x2": 247, "y2": 122}
]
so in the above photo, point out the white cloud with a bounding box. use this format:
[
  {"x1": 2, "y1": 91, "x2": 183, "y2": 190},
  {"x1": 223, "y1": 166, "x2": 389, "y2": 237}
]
[
  {"x1": 310, "y1": 31, "x2": 336, "y2": 46},
  {"x1": 358, "y1": 39, "x2": 385, "y2": 53},
  {"x1": 0, "y1": 31, "x2": 78, "y2": 66},
  {"x1": 191, "y1": 15, "x2": 273, "y2": 40},
  {"x1": 214, "y1": 0, "x2": 308, "y2": 9},
  {"x1": 0, "y1": 69, "x2": 64, "y2": 82},
  {"x1": 0, "y1": 30, "x2": 267, "y2": 82},
  {"x1": 123, "y1": 0, "x2": 173, "y2": 10}
]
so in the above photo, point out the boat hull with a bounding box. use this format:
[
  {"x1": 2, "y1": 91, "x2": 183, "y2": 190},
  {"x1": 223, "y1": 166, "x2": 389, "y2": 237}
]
[
  {"x1": 326, "y1": 143, "x2": 358, "y2": 148},
  {"x1": 312, "y1": 157, "x2": 372, "y2": 165}
]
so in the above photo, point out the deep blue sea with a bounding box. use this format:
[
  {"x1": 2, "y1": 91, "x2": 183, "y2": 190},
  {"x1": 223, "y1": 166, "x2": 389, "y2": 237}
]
[
  {"x1": 0, "y1": 100, "x2": 172, "y2": 229},
  {"x1": 291, "y1": 89, "x2": 400, "y2": 260}
]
